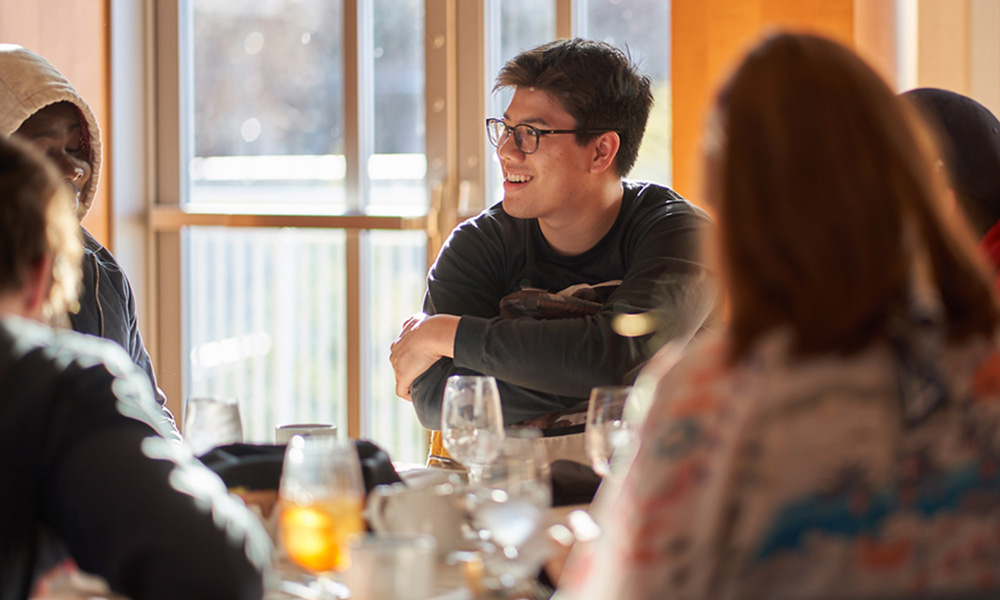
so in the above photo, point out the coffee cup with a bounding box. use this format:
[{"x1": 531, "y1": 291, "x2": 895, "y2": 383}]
[
  {"x1": 365, "y1": 474, "x2": 466, "y2": 555},
  {"x1": 274, "y1": 423, "x2": 338, "y2": 444}
]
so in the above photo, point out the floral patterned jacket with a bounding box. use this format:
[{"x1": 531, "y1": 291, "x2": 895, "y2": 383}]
[{"x1": 560, "y1": 330, "x2": 1000, "y2": 600}]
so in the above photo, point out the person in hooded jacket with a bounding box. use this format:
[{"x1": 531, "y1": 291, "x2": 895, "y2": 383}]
[{"x1": 0, "y1": 44, "x2": 173, "y2": 429}]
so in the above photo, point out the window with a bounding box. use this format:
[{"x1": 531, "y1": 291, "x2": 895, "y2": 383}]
[
  {"x1": 583, "y1": 0, "x2": 671, "y2": 184},
  {"x1": 153, "y1": 0, "x2": 670, "y2": 464}
]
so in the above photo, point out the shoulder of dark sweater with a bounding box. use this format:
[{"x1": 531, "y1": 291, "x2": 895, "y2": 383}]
[
  {"x1": 622, "y1": 180, "x2": 713, "y2": 222},
  {"x1": 0, "y1": 316, "x2": 139, "y2": 382}
]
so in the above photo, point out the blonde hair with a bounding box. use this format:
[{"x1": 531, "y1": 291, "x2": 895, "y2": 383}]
[{"x1": 0, "y1": 136, "x2": 81, "y2": 319}]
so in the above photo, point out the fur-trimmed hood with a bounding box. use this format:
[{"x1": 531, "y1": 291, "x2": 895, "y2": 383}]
[{"x1": 0, "y1": 44, "x2": 102, "y2": 219}]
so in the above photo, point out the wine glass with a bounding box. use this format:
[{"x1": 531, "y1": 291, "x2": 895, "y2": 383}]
[
  {"x1": 471, "y1": 430, "x2": 552, "y2": 590},
  {"x1": 441, "y1": 375, "x2": 505, "y2": 485},
  {"x1": 585, "y1": 385, "x2": 637, "y2": 477},
  {"x1": 278, "y1": 435, "x2": 366, "y2": 599},
  {"x1": 183, "y1": 396, "x2": 243, "y2": 456}
]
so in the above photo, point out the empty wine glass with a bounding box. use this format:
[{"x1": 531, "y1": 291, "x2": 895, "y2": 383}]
[
  {"x1": 278, "y1": 435, "x2": 366, "y2": 599},
  {"x1": 586, "y1": 385, "x2": 637, "y2": 477},
  {"x1": 441, "y1": 375, "x2": 505, "y2": 485},
  {"x1": 471, "y1": 430, "x2": 552, "y2": 590},
  {"x1": 183, "y1": 396, "x2": 243, "y2": 456}
]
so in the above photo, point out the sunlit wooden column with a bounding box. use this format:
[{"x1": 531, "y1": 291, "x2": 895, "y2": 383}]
[
  {"x1": 152, "y1": 0, "x2": 185, "y2": 423},
  {"x1": 0, "y1": 0, "x2": 112, "y2": 246},
  {"x1": 344, "y1": 0, "x2": 371, "y2": 440},
  {"x1": 914, "y1": 0, "x2": 1000, "y2": 118},
  {"x1": 425, "y1": 0, "x2": 459, "y2": 266},
  {"x1": 670, "y1": 0, "x2": 854, "y2": 203}
]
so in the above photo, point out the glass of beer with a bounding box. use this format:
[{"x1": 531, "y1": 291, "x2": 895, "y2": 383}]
[{"x1": 278, "y1": 434, "x2": 365, "y2": 597}]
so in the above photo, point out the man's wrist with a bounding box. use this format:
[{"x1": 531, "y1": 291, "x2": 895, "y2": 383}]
[{"x1": 431, "y1": 314, "x2": 460, "y2": 359}]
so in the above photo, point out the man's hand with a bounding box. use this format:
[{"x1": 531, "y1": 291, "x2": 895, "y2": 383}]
[{"x1": 390, "y1": 313, "x2": 460, "y2": 401}]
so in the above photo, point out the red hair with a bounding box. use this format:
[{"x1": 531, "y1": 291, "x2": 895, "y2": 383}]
[{"x1": 706, "y1": 32, "x2": 998, "y2": 360}]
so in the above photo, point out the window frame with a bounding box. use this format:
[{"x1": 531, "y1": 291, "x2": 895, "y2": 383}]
[{"x1": 150, "y1": 0, "x2": 493, "y2": 436}]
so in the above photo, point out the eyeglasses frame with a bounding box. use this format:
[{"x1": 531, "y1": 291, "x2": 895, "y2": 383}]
[{"x1": 485, "y1": 117, "x2": 617, "y2": 154}]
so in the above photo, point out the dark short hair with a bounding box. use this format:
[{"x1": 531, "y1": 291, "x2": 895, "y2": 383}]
[
  {"x1": 495, "y1": 38, "x2": 653, "y2": 177},
  {"x1": 0, "y1": 136, "x2": 81, "y2": 317},
  {"x1": 902, "y1": 88, "x2": 1000, "y2": 238}
]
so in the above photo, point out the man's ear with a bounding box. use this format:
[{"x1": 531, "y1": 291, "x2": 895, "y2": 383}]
[
  {"x1": 589, "y1": 131, "x2": 621, "y2": 174},
  {"x1": 21, "y1": 255, "x2": 53, "y2": 320}
]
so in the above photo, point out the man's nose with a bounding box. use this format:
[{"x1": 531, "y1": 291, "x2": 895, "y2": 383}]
[{"x1": 496, "y1": 130, "x2": 522, "y2": 158}]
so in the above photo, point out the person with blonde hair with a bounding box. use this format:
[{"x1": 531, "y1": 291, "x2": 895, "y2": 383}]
[
  {"x1": 558, "y1": 32, "x2": 1000, "y2": 600},
  {"x1": 0, "y1": 135, "x2": 269, "y2": 599}
]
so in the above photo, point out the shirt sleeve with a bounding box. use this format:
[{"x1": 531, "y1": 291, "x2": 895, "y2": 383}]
[
  {"x1": 40, "y1": 360, "x2": 270, "y2": 600},
  {"x1": 120, "y1": 267, "x2": 176, "y2": 426},
  {"x1": 411, "y1": 203, "x2": 718, "y2": 429}
]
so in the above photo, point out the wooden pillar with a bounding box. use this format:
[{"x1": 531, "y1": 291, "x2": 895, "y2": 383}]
[
  {"x1": 0, "y1": 0, "x2": 112, "y2": 247},
  {"x1": 670, "y1": 0, "x2": 854, "y2": 204}
]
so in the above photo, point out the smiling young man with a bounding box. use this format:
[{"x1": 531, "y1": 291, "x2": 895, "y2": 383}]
[{"x1": 391, "y1": 38, "x2": 717, "y2": 435}]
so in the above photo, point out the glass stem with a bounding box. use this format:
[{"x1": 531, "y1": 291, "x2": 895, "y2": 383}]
[{"x1": 468, "y1": 463, "x2": 485, "y2": 486}]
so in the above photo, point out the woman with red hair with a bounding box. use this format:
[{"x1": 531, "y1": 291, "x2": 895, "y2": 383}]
[{"x1": 559, "y1": 31, "x2": 1000, "y2": 600}]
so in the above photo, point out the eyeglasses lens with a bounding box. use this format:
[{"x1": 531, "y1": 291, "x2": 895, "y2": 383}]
[
  {"x1": 487, "y1": 120, "x2": 506, "y2": 147},
  {"x1": 511, "y1": 125, "x2": 529, "y2": 153},
  {"x1": 487, "y1": 121, "x2": 539, "y2": 153}
]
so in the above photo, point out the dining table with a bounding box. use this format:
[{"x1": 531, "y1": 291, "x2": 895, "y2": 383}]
[{"x1": 30, "y1": 461, "x2": 587, "y2": 600}]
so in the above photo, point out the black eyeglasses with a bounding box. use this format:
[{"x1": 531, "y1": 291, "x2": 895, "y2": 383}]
[{"x1": 485, "y1": 118, "x2": 614, "y2": 154}]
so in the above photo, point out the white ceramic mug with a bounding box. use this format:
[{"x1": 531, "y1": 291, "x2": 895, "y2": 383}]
[
  {"x1": 365, "y1": 474, "x2": 466, "y2": 555},
  {"x1": 274, "y1": 423, "x2": 337, "y2": 444}
]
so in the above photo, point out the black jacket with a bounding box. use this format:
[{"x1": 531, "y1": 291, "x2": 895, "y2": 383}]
[
  {"x1": 0, "y1": 317, "x2": 269, "y2": 600},
  {"x1": 70, "y1": 230, "x2": 173, "y2": 421}
]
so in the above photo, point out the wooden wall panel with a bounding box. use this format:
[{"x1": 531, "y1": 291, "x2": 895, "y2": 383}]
[
  {"x1": 916, "y1": 0, "x2": 971, "y2": 97},
  {"x1": 854, "y1": 0, "x2": 898, "y2": 88},
  {"x1": 915, "y1": 0, "x2": 1000, "y2": 119},
  {"x1": 968, "y1": 0, "x2": 1000, "y2": 118},
  {"x1": 0, "y1": 0, "x2": 111, "y2": 247},
  {"x1": 671, "y1": 0, "x2": 854, "y2": 203}
]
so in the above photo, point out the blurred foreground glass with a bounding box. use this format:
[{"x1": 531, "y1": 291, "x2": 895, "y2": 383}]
[
  {"x1": 278, "y1": 435, "x2": 364, "y2": 598},
  {"x1": 586, "y1": 385, "x2": 637, "y2": 477},
  {"x1": 471, "y1": 431, "x2": 552, "y2": 590},
  {"x1": 441, "y1": 375, "x2": 506, "y2": 485},
  {"x1": 183, "y1": 396, "x2": 243, "y2": 456},
  {"x1": 346, "y1": 534, "x2": 436, "y2": 600}
]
